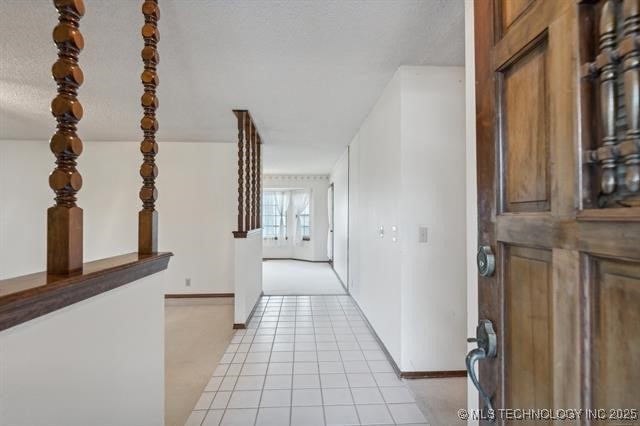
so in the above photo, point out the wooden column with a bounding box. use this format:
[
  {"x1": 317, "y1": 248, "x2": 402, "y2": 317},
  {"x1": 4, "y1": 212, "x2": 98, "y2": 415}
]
[
  {"x1": 48, "y1": 0, "x2": 86, "y2": 275},
  {"x1": 256, "y1": 134, "x2": 262, "y2": 229},
  {"x1": 138, "y1": 0, "x2": 160, "y2": 254},
  {"x1": 250, "y1": 122, "x2": 258, "y2": 230},
  {"x1": 244, "y1": 118, "x2": 252, "y2": 231},
  {"x1": 232, "y1": 110, "x2": 263, "y2": 237},
  {"x1": 235, "y1": 111, "x2": 246, "y2": 234}
]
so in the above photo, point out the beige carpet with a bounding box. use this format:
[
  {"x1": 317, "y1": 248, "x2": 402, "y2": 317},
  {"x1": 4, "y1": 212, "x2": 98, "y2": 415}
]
[
  {"x1": 262, "y1": 260, "x2": 346, "y2": 295},
  {"x1": 165, "y1": 298, "x2": 235, "y2": 426}
]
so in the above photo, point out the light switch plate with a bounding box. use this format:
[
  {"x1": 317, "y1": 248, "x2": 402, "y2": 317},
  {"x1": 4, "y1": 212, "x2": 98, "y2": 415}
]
[{"x1": 419, "y1": 226, "x2": 428, "y2": 243}]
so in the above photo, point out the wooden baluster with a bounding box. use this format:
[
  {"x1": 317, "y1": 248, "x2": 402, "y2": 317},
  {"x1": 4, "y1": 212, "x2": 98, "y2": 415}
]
[
  {"x1": 139, "y1": 0, "x2": 160, "y2": 254},
  {"x1": 48, "y1": 0, "x2": 86, "y2": 275},
  {"x1": 251, "y1": 123, "x2": 258, "y2": 230},
  {"x1": 598, "y1": 0, "x2": 619, "y2": 194},
  {"x1": 622, "y1": 0, "x2": 640, "y2": 192},
  {"x1": 256, "y1": 134, "x2": 262, "y2": 229},
  {"x1": 244, "y1": 118, "x2": 252, "y2": 231},
  {"x1": 235, "y1": 111, "x2": 246, "y2": 234}
]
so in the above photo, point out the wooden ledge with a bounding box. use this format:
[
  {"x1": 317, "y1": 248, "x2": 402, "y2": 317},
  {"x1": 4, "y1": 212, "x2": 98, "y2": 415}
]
[
  {"x1": 233, "y1": 228, "x2": 262, "y2": 239},
  {"x1": 0, "y1": 252, "x2": 172, "y2": 332}
]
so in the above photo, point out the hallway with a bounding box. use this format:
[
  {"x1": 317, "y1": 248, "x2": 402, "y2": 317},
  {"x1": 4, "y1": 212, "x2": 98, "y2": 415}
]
[
  {"x1": 263, "y1": 261, "x2": 345, "y2": 296},
  {"x1": 184, "y1": 295, "x2": 437, "y2": 426}
]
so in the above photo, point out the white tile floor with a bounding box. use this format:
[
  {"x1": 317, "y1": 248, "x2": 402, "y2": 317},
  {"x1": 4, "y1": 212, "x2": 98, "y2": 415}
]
[{"x1": 185, "y1": 295, "x2": 428, "y2": 426}]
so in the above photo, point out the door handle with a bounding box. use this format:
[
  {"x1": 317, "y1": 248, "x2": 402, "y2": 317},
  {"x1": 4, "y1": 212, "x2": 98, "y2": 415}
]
[{"x1": 466, "y1": 319, "x2": 497, "y2": 419}]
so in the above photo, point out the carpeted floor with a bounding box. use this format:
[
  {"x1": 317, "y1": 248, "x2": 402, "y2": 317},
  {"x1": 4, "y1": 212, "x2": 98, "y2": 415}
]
[{"x1": 262, "y1": 260, "x2": 346, "y2": 295}]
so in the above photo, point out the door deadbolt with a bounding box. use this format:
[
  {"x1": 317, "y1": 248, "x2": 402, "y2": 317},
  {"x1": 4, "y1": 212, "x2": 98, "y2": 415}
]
[{"x1": 477, "y1": 245, "x2": 495, "y2": 277}]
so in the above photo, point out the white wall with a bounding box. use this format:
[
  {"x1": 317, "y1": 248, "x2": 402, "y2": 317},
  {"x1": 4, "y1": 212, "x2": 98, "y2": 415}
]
[
  {"x1": 234, "y1": 230, "x2": 263, "y2": 325},
  {"x1": 348, "y1": 73, "x2": 403, "y2": 363},
  {"x1": 0, "y1": 272, "x2": 165, "y2": 426},
  {"x1": 0, "y1": 140, "x2": 237, "y2": 295},
  {"x1": 399, "y1": 66, "x2": 467, "y2": 371},
  {"x1": 343, "y1": 66, "x2": 466, "y2": 372},
  {"x1": 262, "y1": 175, "x2": 330, "y2": 262},
  {"x1": 330, "y1": 150, "x2": 349, "y2": 285}
]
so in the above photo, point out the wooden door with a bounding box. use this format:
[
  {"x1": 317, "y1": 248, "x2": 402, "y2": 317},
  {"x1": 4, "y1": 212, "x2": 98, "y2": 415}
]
[{"x1": 474, "y1": 0, "x2": 640, "y2": 424}]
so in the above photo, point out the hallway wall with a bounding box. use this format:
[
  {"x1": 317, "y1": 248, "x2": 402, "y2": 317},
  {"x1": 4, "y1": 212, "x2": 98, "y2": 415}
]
[
  {"x1": 0, "y1": 140, "x2": 237, "y2": 295},
  {"x1": 337, "y1": 66, "x2": 467, "y2": 373},
  {"x1": 262, "y1": 175, "x2": 330, "y2": 262},
  {"x1": 329, "y1": 149, "x2": 349, "y2": 285}
]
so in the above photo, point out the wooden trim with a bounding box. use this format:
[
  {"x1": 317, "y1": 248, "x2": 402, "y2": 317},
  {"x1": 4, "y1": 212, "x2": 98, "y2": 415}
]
[
  {"x1": 400, "y1": 370, "x2": 468, "y2": 379},
  {"x1": 234, "y1": 228, "x2": 262, "y2": 239},
  {"x1": 165, "y1": 293, "x2": 234, "y2": 299},
  {"x1": 0, "y1": 252, "x2": 172, "y2": 332},
  {"x1": 233, "y1": 291, "x2": 263, "y2": 329},
  {"x1": 262, "y1": 258, "x2": 329, "y2": 263}
]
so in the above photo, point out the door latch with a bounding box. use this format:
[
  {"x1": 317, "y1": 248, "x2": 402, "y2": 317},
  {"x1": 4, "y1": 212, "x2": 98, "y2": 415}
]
[{"x1": 466, "y1": 319, "x2": 497, "y2": 420}]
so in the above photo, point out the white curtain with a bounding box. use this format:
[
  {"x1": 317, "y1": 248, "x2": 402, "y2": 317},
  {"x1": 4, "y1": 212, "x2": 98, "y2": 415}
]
[
  {"x1": 291, "y1": 190, "x2": 311, "y2": 245},
  {"x1": 274, "y1": 191, "x2": 289, "y2": 245},
  {"x1": 327, "y1": 186, "x2": 333, "y2": 260}
]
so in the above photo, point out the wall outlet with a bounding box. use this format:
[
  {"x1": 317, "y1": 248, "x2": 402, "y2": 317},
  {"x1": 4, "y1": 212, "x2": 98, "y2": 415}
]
[
  {"x1": 185, "y1": 278, "x2": 191, "y2": 287},
  {"x1": 419, "y1": 226, "x2": 429, "y2": 243}
]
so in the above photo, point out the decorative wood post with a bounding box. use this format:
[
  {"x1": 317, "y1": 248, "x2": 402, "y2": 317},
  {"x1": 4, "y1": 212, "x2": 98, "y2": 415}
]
[
  {"x1": 598, "y1": 0, "x2": 618, "y2": 194},
  {"x1": 256, "y1": 133, "x2": 262, "y2": 229},
  {"x1": 622, "y1": 0, "x2": 640, "y2": 193},
  {"x1": 232, "y1": 110, "x2": 263, "y2": 237},
  {"x1": 235, "y1": 111, "x2": 246, "y2": 234},
  {"x1": 251, "y1": 122, "x2": 258, "y2": 230},
  {"x1": 139, "y1": 0, "x2": 160, "y2": 254},
  {"x1": 48, "y1": 0, "x2": 86, "y2": 275},
  {"x1": 244, "y1": 117, "x2": 252, "y2": 231}
]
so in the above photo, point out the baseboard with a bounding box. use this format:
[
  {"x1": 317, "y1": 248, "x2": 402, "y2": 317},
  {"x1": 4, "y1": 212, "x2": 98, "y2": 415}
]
[
  {"x1": 263, "y1": 257, "x2": 330, "y2": 263},
  {"x1": 400, "y1": 370, "x2": 468, "y2": 379},
  {"x1": 330, "y1": 266, "x2": 348, "y2": 294},
  {"x1": 233, "y1": 291, "x2": 264, "y2": 329},
  {"x1": 350, "y1": 296, "x2": 465, "y2": 379},
  {"x1": 165, "y1": 293, "x2": 234, "y2": 298},
  {"x1": 349, "y1": 296, "x2": 402, "y2": 377}
]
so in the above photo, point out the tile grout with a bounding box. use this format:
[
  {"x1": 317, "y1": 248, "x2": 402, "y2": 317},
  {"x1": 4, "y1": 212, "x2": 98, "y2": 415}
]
[{"x1": 187, "y1": 294, "x2": 428, "y2": 426}]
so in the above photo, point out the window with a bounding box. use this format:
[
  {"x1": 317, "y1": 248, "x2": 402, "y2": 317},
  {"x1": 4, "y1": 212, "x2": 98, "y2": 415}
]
[
  {"x1": 262, "y1": 191, "x2": 286, "y2": 239},
  {"x1": 299, "y1": 202, "x2": 311, "y2": 240}
]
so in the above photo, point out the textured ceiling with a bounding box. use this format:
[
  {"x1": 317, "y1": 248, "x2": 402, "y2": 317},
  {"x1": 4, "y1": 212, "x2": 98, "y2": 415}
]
[{"x1": 0, "y1": 0, "x2": 464, "y2": 174}]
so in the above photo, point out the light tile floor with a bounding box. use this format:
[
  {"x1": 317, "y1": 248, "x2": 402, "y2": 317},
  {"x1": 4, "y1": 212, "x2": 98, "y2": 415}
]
[{"x1": 185, "y1": 295, "x2": 428, "y2": 426}]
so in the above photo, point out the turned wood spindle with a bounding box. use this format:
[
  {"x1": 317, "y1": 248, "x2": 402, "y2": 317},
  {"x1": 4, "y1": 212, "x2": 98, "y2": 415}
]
[
  {"x1": 236, "y1": 111, "x2": 246, "y2": 233},
  {"x1": 139, "y1": 0, "x2": 160, "y2": 254},
  {"x1": 622, "y1": 0, "x2": 640, "y2": 192},
  {"x1": 256, "y1": 134, "x2": 262, "y2": 229},
  {"x1": 48, "y1": 0, "x2": 86, "y2": 275},
  {"x1": 598, "y1": 0, "x2": 619, "y2": 194},
  {"x1": 244, "y1": 118, "x2": 252, "y2": 231},
  {"x1": 251, "y1": 123, "x2": 258, "y2": 230}
]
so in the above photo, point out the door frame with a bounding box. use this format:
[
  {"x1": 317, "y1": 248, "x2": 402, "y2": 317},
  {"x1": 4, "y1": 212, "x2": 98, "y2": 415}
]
[
  {"x1": 328, "y1": 182, "x2": 335, "y2": 266},
  {"x1": 465, "y1": 0, "x2": 480, "y2": 420}
]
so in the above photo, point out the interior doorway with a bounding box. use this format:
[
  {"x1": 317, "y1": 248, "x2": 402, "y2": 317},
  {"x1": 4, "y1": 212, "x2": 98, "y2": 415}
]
[{"x1": 261, "y1": 175, "x2": 345, "y2": 296}]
